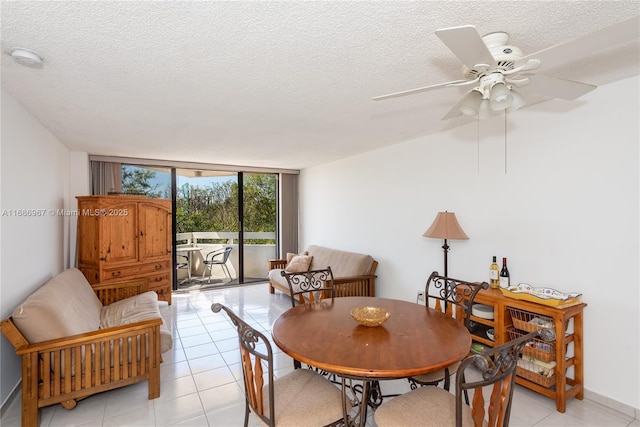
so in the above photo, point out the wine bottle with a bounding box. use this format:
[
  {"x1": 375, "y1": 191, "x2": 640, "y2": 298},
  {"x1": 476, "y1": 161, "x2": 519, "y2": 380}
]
[
  {"x1": 500, "y1": 257, "x2": 510, "y2": 288},
  {"x1": 490, "y1": 256, "x2": 499, "y2": 288}
]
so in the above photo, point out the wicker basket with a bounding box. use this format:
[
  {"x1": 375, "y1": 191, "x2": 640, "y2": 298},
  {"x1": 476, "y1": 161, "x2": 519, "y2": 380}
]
[
  {"x1": 509, "y1": 307, "x2": 553, "y2": 333},
  {"x1": 516, "y1": 366, "x2": 556, "y2": 388},
  {"x1": 508, "y1": 328, "x2": 556, "y2": 363}
]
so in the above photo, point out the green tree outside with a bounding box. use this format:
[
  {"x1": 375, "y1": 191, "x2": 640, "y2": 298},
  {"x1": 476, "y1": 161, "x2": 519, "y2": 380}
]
[
  {"x1": 122, "y1": 166, "x2": 276, "y2": 241},
  {"x1": 121, "y1": 168, "x2": 164, "y2": 197}
]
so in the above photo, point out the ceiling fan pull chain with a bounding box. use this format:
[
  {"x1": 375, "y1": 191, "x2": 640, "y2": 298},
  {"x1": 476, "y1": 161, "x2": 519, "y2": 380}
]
[
  {"x1": 477, "y1": 117, "x2": 481, "y2": 173},
  {"x1": 504, "y1": 111, "x2": 508, "y2": 175}
]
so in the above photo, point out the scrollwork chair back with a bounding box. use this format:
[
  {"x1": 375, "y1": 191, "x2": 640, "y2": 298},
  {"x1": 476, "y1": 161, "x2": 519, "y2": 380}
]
[{"x1": 281, "y1": 267, "x2": 335, "y2": 307}]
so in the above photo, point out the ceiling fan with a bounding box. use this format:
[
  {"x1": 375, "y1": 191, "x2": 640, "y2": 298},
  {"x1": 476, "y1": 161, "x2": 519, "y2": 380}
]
[{"x1": 373, "y1": 16, "x2": 639, "y2": 120}]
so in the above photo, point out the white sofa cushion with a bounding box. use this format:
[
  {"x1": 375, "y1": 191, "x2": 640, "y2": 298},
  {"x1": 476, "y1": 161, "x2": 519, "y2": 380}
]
[
  {"x1": 12, "y1": 268, "x2": 103, "y2": 343},
  {"x1": 306, "y1": 245, "x2": 374, "y2": 277},
  {"x1": 100, "y1": 291, "x2": 173, "y2": 354}
]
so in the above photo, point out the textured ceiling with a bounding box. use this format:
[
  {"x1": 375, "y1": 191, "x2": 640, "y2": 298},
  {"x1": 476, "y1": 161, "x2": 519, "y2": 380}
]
[{"x1": 1, "y1": 1, "x2": 639, "y2": 170}]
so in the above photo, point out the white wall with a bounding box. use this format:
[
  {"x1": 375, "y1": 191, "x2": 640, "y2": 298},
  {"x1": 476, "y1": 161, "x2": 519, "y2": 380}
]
[
  {"x1": 69, "y1": 151, "x2": 91, "y2": 267},
  {"x1": 299, "y1": 77, "x2": 639, "y2": 413},
  {"x1": 0, "y1": 89, "x2": 71, "y2": 406}
]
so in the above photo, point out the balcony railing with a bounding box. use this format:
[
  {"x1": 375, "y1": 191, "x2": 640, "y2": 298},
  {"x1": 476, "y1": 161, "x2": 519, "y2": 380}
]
[{"x1": 175, "y1": 231, "x2": 276, "y2": 284}]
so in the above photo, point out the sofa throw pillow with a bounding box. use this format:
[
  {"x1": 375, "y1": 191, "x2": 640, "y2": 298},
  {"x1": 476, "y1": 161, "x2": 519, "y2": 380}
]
[
  {"x1": 285, "y1": 255, "x2": 313, "y2": 273},
  {"x1": 286, "y1": 251, "x2": 308, "y2": 265},
  {"x1": 286, "y1": 252, "x2": 298, "y2": 264}
]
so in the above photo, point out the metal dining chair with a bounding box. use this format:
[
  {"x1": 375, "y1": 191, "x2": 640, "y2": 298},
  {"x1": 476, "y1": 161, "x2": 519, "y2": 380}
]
[
  {"x1": 211, "y1": 303, "x2": 345, "y2": 427},
  {"x1": 280, "y1": 267, "x2": 335, "y2": 307},
  {"x1": 376, "y1": 328, "x2": 555, "y2": 427},
  {"x1": 201, "y1": 246, "x2": 233, "y2": 283},
  {"x1": 408, "y1": 272, "x2": 489, "y2": 397},
  {"x1": 280, "y1": 267, "x2": 335, "y2": 370}
]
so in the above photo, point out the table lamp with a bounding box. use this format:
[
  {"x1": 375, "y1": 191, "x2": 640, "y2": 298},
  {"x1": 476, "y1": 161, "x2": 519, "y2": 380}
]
[{"x1": 423, "y1": 211, "x2": 469, "y2": 277}]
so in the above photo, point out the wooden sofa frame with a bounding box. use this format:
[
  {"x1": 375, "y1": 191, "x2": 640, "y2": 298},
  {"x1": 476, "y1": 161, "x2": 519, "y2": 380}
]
[
  {"x1": 268, "y1": 259, "x2": 378, "y2": 298},
  {"x1": 0, "y1": 279, "x2": 162, "y2": 427}
]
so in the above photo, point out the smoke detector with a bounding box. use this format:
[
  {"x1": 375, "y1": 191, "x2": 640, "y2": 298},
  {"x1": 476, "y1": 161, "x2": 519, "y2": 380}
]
[{"x1": 9, "y1": 47, "x2": 43, "y2": 66}]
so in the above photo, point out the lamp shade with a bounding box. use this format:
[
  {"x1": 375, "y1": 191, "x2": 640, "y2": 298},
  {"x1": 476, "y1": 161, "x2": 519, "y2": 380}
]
[{"x1": 423, "y1": 212, "x2": 469, "y2": 240}]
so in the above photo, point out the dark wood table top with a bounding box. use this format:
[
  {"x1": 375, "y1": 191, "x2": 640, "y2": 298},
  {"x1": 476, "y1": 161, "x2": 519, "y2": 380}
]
[{"x1": 271, "y1": 296, "x2": 471, "y2": 379}]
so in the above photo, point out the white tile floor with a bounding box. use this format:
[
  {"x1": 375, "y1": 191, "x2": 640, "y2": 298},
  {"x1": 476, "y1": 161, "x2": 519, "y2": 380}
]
[{"x1": 2, "y1": 282, "x2": 637, "y2": 427}]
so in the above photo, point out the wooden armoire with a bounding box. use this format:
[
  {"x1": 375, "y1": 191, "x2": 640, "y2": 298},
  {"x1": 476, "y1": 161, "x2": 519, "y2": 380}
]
[{"x1": 76, "y1": 195, "x2": 173, "y2": 303}]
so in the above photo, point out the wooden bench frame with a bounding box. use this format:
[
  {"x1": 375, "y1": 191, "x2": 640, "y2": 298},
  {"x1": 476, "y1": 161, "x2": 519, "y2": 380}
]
[
  {"x1": 268, "y1": 259, "x2": 378, "y2": 298},
  {"x1": 1, "y1": 279, "x2": 162, "y2": 427}
]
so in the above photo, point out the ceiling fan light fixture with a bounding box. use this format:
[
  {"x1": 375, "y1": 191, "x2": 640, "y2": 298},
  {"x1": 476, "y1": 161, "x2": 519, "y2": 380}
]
[
  {"x1": 374, "y1": 17, "x2": 640, "y2": 121},
  {"x1": 489, "y1": 82, "x2": 513, "y2": 111},
  {"x1": 459, "y1": 89, "x2": 483, "y2": 116},
  {"x1": 507, "y1": 89, "x2": 526, "y2": 112}
]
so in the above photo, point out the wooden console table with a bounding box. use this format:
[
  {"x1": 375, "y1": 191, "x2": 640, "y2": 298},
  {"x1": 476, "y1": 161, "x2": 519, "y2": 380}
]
[{"x1": 465, "y1": 287, "x2": 586, "y2": 413}]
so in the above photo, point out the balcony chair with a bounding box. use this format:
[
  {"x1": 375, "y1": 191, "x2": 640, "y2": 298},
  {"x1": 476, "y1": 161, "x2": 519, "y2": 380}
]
[
  {"x1": 408, "y1": 272, "x2": 489, "y2": 400},
  {"x1": 176, "y1": 254, "x2": 191, "y2": 283},
  {"x1": 201, "y1": 246, "x2": 233, "y2": 283},
  {"x1": 211, "y1": 303, "x2": 345, "y2": 427},
  {"x1": 375, "y1": 328, "x2": 555, "y2": 427}
]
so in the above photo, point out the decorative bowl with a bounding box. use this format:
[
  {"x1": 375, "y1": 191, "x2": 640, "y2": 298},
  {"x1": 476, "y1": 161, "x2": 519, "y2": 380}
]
[
  {"x1": 486, "y1": 328, "x2": 495, "y2": 341},
  {"x1": 350, "y1": 306, "x2": 390, "y2": 327}
]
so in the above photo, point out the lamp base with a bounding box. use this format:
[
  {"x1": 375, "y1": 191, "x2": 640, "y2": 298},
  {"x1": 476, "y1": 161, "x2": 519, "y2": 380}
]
[{"x1": 442, "y1": 239, "x2": 450, "y2": 278}]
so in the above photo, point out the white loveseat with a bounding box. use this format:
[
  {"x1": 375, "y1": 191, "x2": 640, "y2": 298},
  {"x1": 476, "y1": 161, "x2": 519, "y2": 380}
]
[
  {"x1": 1, "y1": 268, "x2": 172, "y2": 427},
  {"x1": 268, "y1": 245, "x2": 378, "y2": 298}
]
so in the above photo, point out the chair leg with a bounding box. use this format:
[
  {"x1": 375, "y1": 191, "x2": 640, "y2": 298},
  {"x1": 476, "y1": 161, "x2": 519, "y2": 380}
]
[
  {"x1": 22, "y1": 353, "x2": 39, "y2": 427},
  {"x1": 243, "y1": 400, "x2": 250, "y2": 427},
  {"x1": 201, "y1": 264, "x2": 209, "y2": 282},
  {"x1": 443, "y1": 366, "x2": 468, "y2": 403},
  {"x1": 443, "y1": 367, "x2": 451, "y2": 390},
  {"x1": 222, "y1": 264, "x2": 232, "y2": 281}
]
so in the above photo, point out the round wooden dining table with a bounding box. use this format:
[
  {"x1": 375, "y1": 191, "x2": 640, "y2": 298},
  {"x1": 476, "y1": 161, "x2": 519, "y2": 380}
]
[{"x1": 271, "y1": 296, "x2": 471, "y2": 425}]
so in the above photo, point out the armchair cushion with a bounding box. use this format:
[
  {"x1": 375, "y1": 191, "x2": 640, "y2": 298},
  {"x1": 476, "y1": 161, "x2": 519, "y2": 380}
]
[
  {"x1": 100, "y1": 290, "x2": 173, "y2": 353},
  {"x1": 11, "y1": 268, "x2": 103, "y2": 343}
]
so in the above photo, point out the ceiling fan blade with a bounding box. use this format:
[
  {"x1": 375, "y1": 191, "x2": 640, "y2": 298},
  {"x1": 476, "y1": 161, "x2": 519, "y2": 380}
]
[
  {"x1": 527, "y1": 74, "x2": 597, "y2": 100},
  {"x1": 435, "y1": 25, "x2": 496, "y2": 69},
  {"x1": 372, "y1": 79, "x2": 471, "y2": 101},
  {"x1": 441, "y1": 97, "x2": 466, "y2": 120},
  {"x1": 515, "y1": 15, "x2": 640, "y2": 72},
  {"x1": 441, "y1": 89, "x2": 480, "y2": 120}
]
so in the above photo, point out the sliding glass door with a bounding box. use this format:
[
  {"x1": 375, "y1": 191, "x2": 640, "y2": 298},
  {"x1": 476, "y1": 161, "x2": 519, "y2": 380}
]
[
  {"x1": 175, "y1": 169, "x2": 277, "y2": 287},
  {"x1": 241, "y1": 173, "x2": 278, "y2": 283},
  {"x1": 92, "y1": 161, "x2": 280, "y2": 289}
]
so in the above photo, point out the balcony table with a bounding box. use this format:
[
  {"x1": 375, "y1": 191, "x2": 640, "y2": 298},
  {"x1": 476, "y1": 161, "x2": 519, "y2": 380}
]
[
  {"x1": 176, "y1": 246, "x2": 201, "y2": 284},
  {"x1": 271, "y1": 296, "x2": 471, "y2": 426}
]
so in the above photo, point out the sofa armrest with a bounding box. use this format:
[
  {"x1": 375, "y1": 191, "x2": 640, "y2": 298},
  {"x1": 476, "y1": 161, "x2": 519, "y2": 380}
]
[
  {"x1": 268, "y1": 259, "x2": 287, "y2": 270},
  {"x1": 0, "y1": 318, "x2": 30, "y2": 351},
  {"x1": 14, "y1": 317, "x2": 163, "y2": 355},
  {"x1": 93, "y1": 278, "x2": 150, "y2": 305}
]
